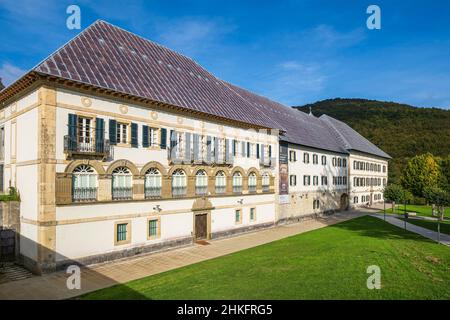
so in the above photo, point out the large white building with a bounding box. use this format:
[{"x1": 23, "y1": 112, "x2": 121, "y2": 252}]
[{"x1": 0, "y1": 21, "x2": 389, "y2": 274}]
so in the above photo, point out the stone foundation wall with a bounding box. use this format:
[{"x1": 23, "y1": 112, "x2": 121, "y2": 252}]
[{"x1": 210, "y1": 222, "x2": 274, "y2": 240}]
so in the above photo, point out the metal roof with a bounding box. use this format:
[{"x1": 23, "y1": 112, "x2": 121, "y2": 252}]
[{"x1": 4, "y1": 20, "x2": 390, "y2": 159}]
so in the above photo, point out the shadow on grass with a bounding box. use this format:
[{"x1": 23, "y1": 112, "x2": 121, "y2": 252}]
[{"x1": 327, "y1": 215, "x2": 434, "y2": 244}]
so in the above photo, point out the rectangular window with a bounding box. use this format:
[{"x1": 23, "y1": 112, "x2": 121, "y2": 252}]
[
  {"x1": 115, "y1": 222, "x2": 129, "y2": 244},
  {"x1": 148, "y1": 218, "x2": 160, "y2": 239},
  {"x1": 250, "y1": 208, "x2": 256, "y2": 222},
  {"x1": 235, "y1": 209, "x2": 242, "y2": 224},
  {"x1": 290, "y1": 175, "x2": 297, "y2": 186},
  {"x1": 117, "y1": 123, "x2": 128, "y2": 144},
  {"x1": 149, "y1": 127, "x2": 159, "y2": 146},
  {"x1": 303, "y1": 152, "x2": 309, "y2": 164}
]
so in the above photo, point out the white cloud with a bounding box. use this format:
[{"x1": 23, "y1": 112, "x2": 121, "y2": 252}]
[
  {"x1": 308, "y1": 24, "x2": 366, "y2": 48},
  {"x1": 257, "y1": 61, "x2": 327, "y2": 105},
  {"x1": 155, "y1": 17, "x2": 236, "y2": 56},
  {"x1": 0, "y1": 63, "x2": 27, "y2": 86}
]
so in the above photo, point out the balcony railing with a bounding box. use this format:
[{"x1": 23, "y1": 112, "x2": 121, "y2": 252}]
[
  {"x1": 248, "y1": 185, "x2": 257, "y2": 193},
  {"x1": 233, "y1": 185, "x2": 242, "y2": 194},
  {"x1": 145, "y1": 186, "x2": 162, "y2": 199},
  {"x1": 112, "y1": 187, "x2": 133, "y2": 200},
  {"x1": 72, "y1": 187, "x2": 97, "y2": 202},
  {"x1": 262, "y1": 185, "x2": 270, "y2": 192},
  {"x1": 215, "y1": 186, "x2": 226, "y2": 194},
  {"x1": 196, "y1": 186, "x2": 208, "y2": 196},
  {"x1": 172, "y1": 186, "x2": 187, "y2": 198},
  {"x1": 64, "y1": 135, "x2": 111, "y2": 159}
]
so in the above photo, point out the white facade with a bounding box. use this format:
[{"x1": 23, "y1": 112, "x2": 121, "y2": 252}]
[
  {"x1": 0, "y1": 84, "x2": 388, "y2": 273},
  {"x1": 349, "y1": 151, "x2": 388, "y2": 207}
]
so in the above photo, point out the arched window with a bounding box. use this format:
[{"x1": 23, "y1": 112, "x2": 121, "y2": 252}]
[
  {"x1": 112, "y1": 166, "x2": 132, "y2": 200},
  {"x1": 322, "y1": 155, "x2": 327, "y2": 165},
  {"x1": 145, "y1": 168, "x2": 161, "y2": 198},
  {"x1": 343, "y1": 159, "x2": 347, "y2": 167},
  {"x1": 215, "y1": 171, "x2": 226, "y2": 194},
  {"x1": 248, "y1": 172, "x2": 257, "y2": 193},
  {"x1": 262, "y1": 173, "x2": 270, "y2": 192},
  {"x1": 172, "y1": 169, "x2": 187, "y2": 197},
  {"x1": 354, "y1": 196, "x2": 358, "y2": 204},
  {"x1": 72, "y1": 165, "x2": 97, "y2": 202},
  {"x1": 195, "y1": 170, "x2": 208, "y2": 195},
  {"x1": 232, "y1": 172, "x2": 242, "y2": 193},
  {"x1": 338, "y1": 158, "x2": 342, "y2": 167},
  {"x1": 383, "y1": 178, "x2": 387, "y2": 186}
]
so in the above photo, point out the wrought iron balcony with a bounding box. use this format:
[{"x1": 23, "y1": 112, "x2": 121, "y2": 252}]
[
  {"x1": 172, "y1": 186, "x2": 187, "y2": 198},
  {"x1": 72, "y1": 187, "x2": 97, "y2": 202},
  {"x1": 145, "y1": 186, "x2": 162, "y2": 199},
  {"x1": 196, "y1": 186, "x2": 208, "y2": 196},
  {"x1": 215, "y1": 186, "x2": 226, "y2": 194},
  {"x1": 233, "y1": 185, "x2": 242, "y2": 194},
  {"x1": 64, "y1": 135, "x2": 111, "y2": 160},
  {"x1": 112, "y1": 187, "x2": 133, "y2": 201}
]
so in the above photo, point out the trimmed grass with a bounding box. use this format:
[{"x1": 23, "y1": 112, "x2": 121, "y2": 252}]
[
  {"x1": 80, "y1": 216, "x2": 450, "y2": 300},
  {"x1": 400, "y1": 218, "x2": 450, "y2": 236},
  {"x1": 380, "y1": 204, "x2": 450, "y2": 219}
]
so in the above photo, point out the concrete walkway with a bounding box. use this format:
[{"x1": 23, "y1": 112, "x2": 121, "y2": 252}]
[
  {"x1": 371, "y1": 213, "x2": 450, "y2": 246},
  {"x1": 0, "y1": 211, "x2": 363, "y2": 300}
]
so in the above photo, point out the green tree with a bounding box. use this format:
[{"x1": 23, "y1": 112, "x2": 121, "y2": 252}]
[
  {"x1": 437, "y1": 155, "x2": 450, "y2": 192},
  {"x1": 383, "y1": 184, "x2": 405, "y2": 214},
  {"x1": 400, "y1": 153, "x2": 441, "y2": 197},
  {"x1": 423, "y1": 186, "x2": 450, "y2": 219}
]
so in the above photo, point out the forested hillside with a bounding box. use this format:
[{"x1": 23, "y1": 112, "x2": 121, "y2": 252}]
[{"x1": 294, "y1": 98, "x2": 450, "y2": 183}]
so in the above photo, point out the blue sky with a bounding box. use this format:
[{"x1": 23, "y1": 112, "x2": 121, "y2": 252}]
[{"x1": 1, "y1": 0, "x2": 450, "y2": 109}]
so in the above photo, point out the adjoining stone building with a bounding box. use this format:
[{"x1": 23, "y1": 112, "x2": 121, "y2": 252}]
[{"x1": 0, "y1": 21, "x2": 389, "y2": 274}]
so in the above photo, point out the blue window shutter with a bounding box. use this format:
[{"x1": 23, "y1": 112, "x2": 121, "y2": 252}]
[
  {"x1": 142, "y1": 125, "x2": 149, "y2": 148},
  {"x1": 68, "y1": 114, "x2": 78, "y2": 151},
  {"x1": 256, "y1": 143, "x2": 260, "y2": 159},
  {"x1": 185, "y1": 133, "x2": 191, "y2": 162},
  {"x1": 225, "y1": 139, "x2": 230, "y2": 163},
  {"x1": 269, "y1": 145, "x2": 272, "y2": 158},
  {"x1": 260, "y1": 145, "x2": 265, "y2": 165},
  {"x1": 160, "y1": 128, "x2": 167, "y2": 149},
  {"x1": 233, "y1": 140, "x2": 237, "y2": 156},
  {"x1": 193, "y1": 134, "x2": 200, "y2": 161},
  {"x1": 131, "y1": 123, "x2": 138, "y2": 148},
  {"x1": 247, "y1": 142, "x2": 250, "y2": 158},
  {"x1": 95, "y1": 117, "x2": 104, "y2": 152},
  {"x1": 214, "y1": 137, "x2": 219, "y2": 163},
  {"x1": 206, "y1": 136, "x2": 212, "y2": 163},
  {"x1": 109, "y1": 119, "x2": 117, "y2": 145},
  {"x1": 170, "y1": 130, "x2": 177, "y2": 158},
  {"x1": 241, "y1": 141, "x2": 245, "y2": 157}
]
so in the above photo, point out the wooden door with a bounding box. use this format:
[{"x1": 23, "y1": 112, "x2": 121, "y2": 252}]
[{"x1": 195, "y1": 213, "x2": 208, "y2": 240}]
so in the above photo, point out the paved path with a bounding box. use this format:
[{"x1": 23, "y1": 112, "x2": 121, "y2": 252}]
[
  {"x1": 0, "y1": 211, "x2": 363, "y2": 300},
  {"x1": 370, "y1": 213, "x2": 450, "y2": 246}
]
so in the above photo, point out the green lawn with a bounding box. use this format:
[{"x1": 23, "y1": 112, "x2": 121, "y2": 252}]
[
  {"x1": 400, "y1": 218, "x2": 450, "y2": 236},
  {"x1": 380, "y1": 204, "x2": 450, "y2": 218},
  {"x1": 80, "y1": 216, "x2": 450, "y2": 300}
]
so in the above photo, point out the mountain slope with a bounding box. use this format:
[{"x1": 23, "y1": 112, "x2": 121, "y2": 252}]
[{"x1": 294, "y1": 98, "x2": 450, "y2": 183}]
